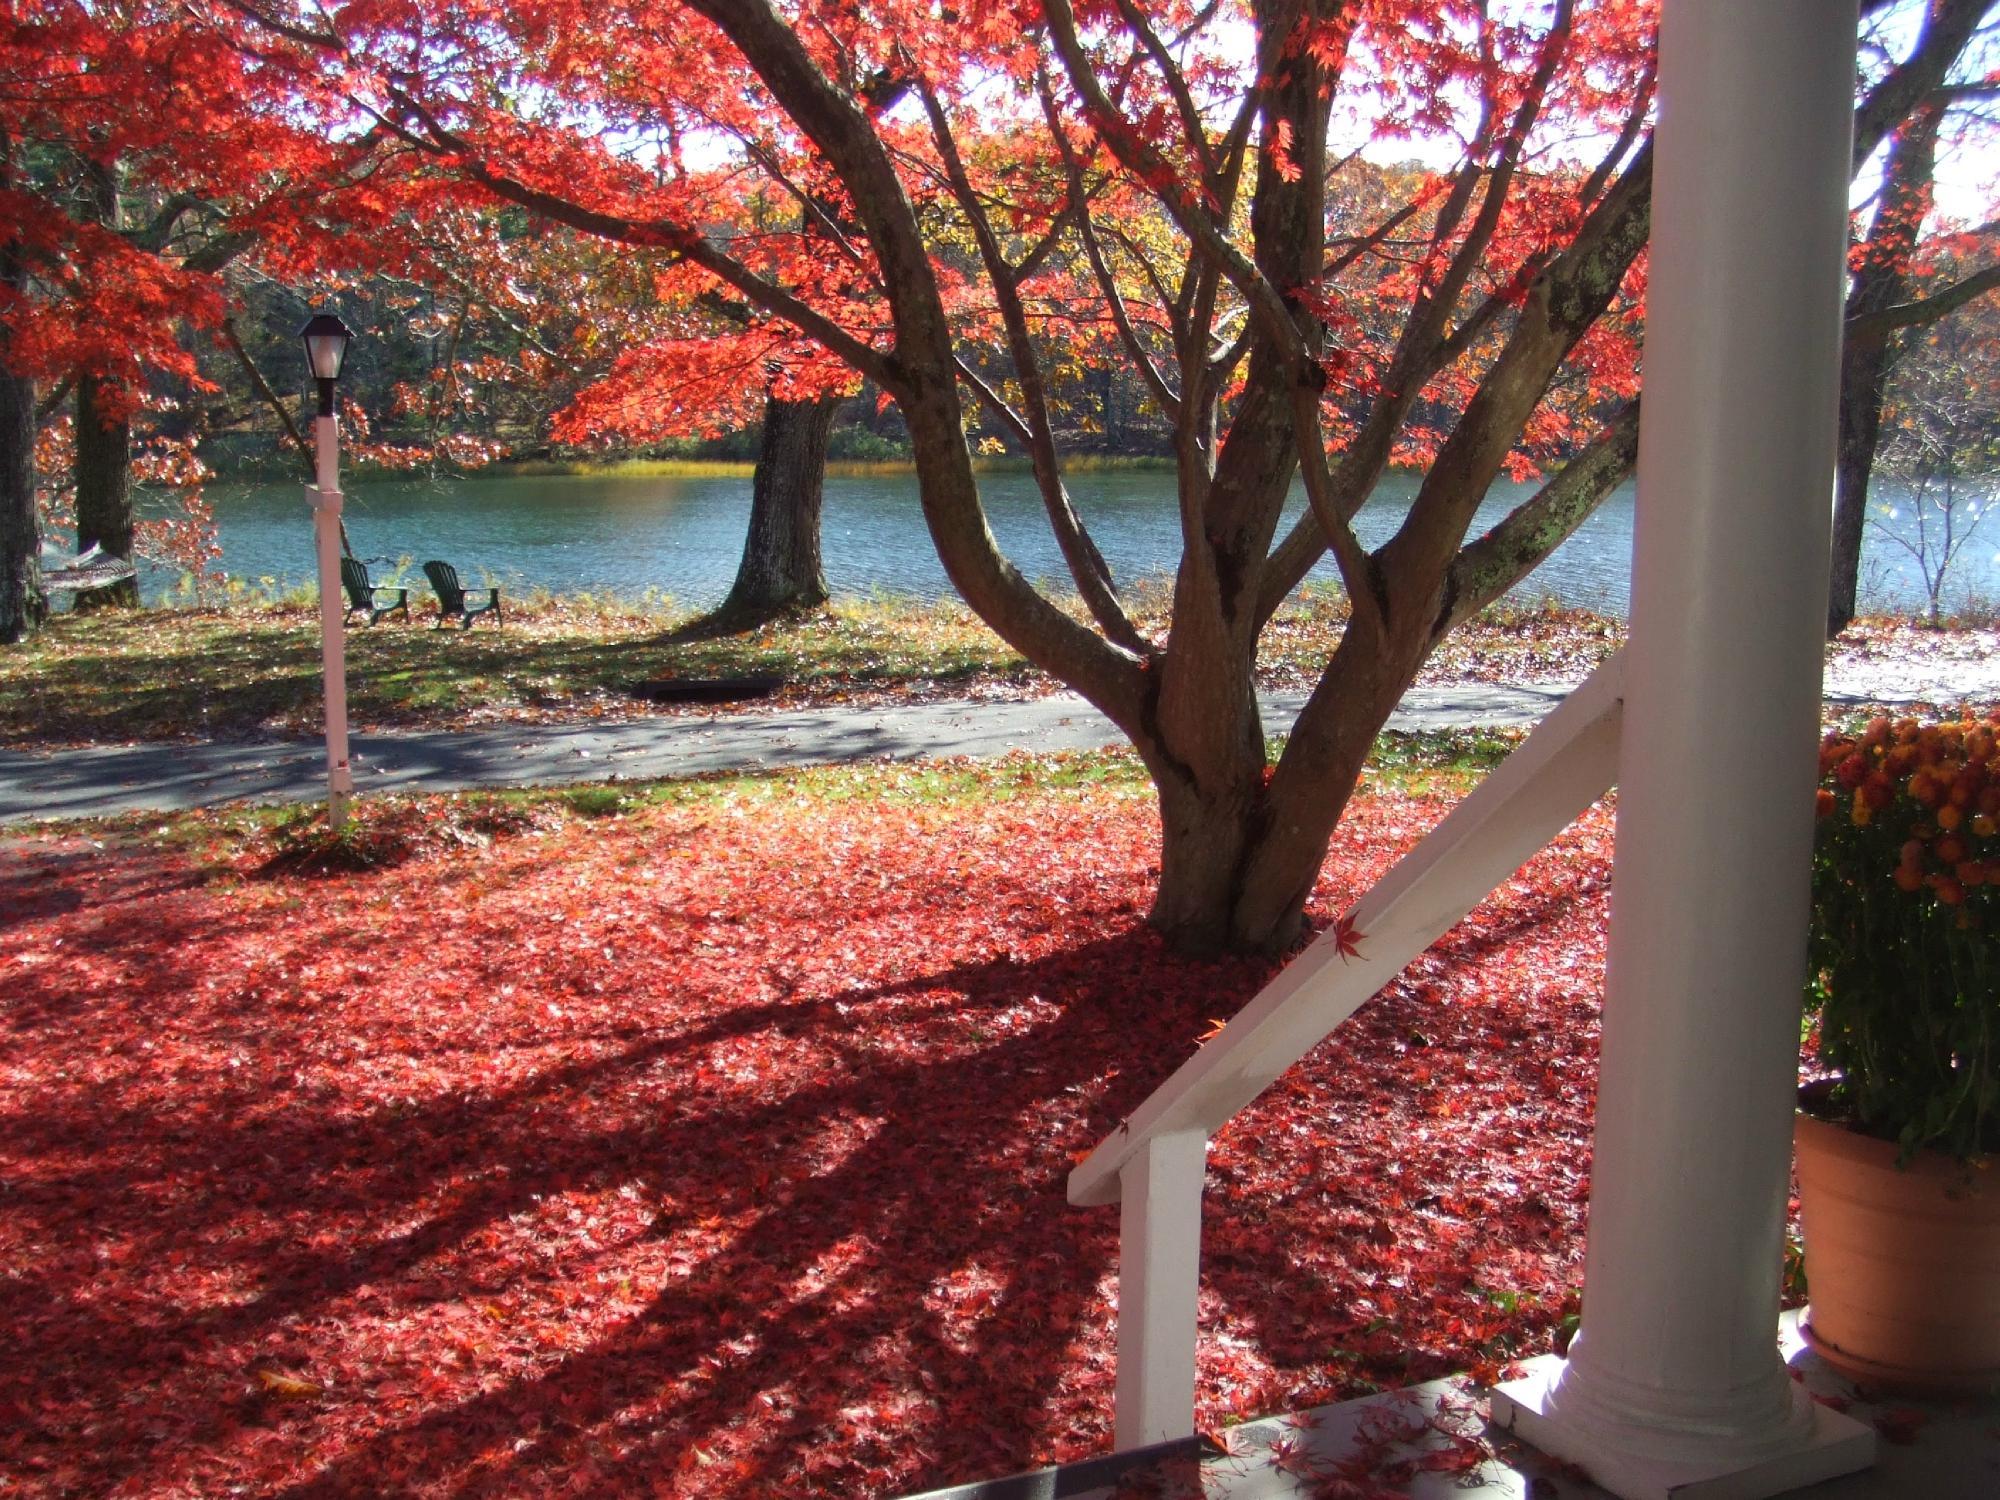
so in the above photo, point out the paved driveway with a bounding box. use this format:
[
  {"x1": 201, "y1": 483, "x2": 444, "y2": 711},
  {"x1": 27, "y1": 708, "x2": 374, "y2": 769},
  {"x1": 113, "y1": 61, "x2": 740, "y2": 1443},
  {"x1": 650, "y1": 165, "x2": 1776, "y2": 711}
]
[
  {"x1": 2, "y1": 648, "x2": 1990, "y2": 826},
  {"x1": 0, "y1": 683, "x2": 1574, "y2": 825}
]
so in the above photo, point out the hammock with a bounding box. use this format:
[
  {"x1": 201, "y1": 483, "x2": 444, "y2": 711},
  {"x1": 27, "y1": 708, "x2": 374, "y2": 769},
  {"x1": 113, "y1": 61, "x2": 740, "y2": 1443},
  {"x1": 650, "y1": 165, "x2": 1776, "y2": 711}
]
[{"x1": 42, "y1": 544, "x2": 139, "y2": 592}]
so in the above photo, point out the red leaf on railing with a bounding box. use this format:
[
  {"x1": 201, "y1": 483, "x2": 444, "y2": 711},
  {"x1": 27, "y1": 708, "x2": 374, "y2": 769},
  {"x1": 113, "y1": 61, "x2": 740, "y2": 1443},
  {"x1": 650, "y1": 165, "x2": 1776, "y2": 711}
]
[{"x1": 1332, "y1": 911, "x2": 1366, "y2": 962}]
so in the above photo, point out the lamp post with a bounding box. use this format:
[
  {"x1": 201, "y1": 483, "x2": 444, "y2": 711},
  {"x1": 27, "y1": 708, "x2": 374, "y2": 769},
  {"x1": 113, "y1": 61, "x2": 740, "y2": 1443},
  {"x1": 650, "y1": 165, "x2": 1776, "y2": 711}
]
[{"x1": 300, "y1": 312, "x2": 355, "y2": 831}]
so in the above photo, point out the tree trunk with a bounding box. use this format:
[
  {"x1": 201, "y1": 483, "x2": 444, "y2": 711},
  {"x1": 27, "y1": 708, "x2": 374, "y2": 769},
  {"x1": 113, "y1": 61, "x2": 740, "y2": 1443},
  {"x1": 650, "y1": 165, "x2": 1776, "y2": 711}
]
[
  {"x1": 1828, "y1": 99, "x2": 1943, "y2": 636},
  {"x1": 72, "y1": 374, "x2": 138, "y2": 610},
  {"x1": 1150, "y1": 601, "x2": 1435, "y2": 955},
  {"x1": 1151, "y1": 746, "x2": 1370, "y2": 957},
  {"x1": 0, "y1": 206, "x2": 41, "y2": 645},
  {"x1": 1828, "y1": 339, "x2": 1892, "y2": 636},
  {"x1": 1133, "y1": 0, "x2": 1335, "y2": 952},
  {"x1": 716, "y1": 391, "x2": 837, "y2": 622},
  {"x1": 1143, "y1": 363, "x2": 1300, "y2": 952},
  {"x1": 71, "y1": 155, "x2": 136, "y2": 611},
  {"x1": 0, "y1": 344, "x2": 41, "y2": 645},
  {"x1": 1150, "y1": 772, "x2": 1262, "y2": 945}
]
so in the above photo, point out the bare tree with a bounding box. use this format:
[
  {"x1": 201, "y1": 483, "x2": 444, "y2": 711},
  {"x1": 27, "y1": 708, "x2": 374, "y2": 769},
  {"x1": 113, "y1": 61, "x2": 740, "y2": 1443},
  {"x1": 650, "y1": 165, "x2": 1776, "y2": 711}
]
[{"x1": 1867, "y1": 300, "x2": 2000, "y2": 623}]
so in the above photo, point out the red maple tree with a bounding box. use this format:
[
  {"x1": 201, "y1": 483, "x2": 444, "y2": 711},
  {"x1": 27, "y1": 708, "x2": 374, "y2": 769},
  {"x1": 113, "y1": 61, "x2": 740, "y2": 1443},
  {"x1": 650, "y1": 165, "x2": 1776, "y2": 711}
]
[
  {"x1": 19, "y1": 1, "x2": 1992, "y2": 949},
  {"x1": 213, "y1": 0, "x2": 1987, "y2": 953}
]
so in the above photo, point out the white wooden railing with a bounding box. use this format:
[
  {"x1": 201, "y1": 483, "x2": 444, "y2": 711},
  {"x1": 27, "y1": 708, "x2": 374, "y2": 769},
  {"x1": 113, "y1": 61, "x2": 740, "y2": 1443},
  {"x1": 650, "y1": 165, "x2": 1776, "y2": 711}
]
[{"x1": 1069, "y1": 652, "x2": 1627, "y2": 1449}]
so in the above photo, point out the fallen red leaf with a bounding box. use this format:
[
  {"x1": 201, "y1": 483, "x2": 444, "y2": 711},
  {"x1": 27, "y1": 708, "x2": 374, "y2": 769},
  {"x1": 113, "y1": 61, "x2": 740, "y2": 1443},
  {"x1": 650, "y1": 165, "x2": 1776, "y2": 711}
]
[{"x1": 0, "y1": 782, "x2": 1618, "y2": 1497}]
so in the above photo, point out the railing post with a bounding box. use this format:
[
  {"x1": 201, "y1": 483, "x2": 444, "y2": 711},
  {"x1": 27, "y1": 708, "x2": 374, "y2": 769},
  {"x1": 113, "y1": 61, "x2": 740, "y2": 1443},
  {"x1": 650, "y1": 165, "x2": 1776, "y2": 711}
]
[{"x1": 1113, "y1": 1130, "x2": 1207, "y2": 1449}]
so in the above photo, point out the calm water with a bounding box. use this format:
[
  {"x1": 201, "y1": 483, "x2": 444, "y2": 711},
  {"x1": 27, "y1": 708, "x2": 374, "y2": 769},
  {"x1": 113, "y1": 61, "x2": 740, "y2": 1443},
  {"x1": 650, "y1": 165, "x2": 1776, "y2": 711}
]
[{"x1": 151, "y1": 466, "x2": 1994, "y2": 617}]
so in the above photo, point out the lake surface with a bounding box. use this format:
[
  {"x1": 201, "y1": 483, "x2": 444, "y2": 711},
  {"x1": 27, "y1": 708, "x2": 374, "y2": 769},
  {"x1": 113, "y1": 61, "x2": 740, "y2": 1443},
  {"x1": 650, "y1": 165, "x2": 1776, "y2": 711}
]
[{"x1": 160, "y1": 466, "x2": 1995, "y2": 617}]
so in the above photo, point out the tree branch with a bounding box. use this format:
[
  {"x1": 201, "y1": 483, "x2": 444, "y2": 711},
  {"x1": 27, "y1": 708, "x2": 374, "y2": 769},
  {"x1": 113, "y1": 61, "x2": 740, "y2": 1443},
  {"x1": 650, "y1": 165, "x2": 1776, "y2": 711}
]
[
  {"x1": 222, "y1": 317, "x2": 313, "y2": 478},
  {"x1": 1853, "y1": 0, "x2": 1990, "y2": 166},
  {"x1": 1109, "y1": 0, "x2": 1216, "y2": 179},
  {"x1": 34, "y1": 376, "x2": 75, "y2": 424},
  {"x1": 1039, "y1": 72, "x2": 1182, "y2": 420},
  {"x1": 1375, "y1": 143, "x2": 1652, "y2": 595},
  {"x1": 1846, "y1": 262, "x2": 2000, "y2": 345},
  {"x1": 1041, "y1": 0, "x2": 1307, "y2": 363},
  {"x1": 681, "y1": 0, "x2": 1148, "y2": 728},
  {"x1": 1292, "y1": 382, "x2": 1383, "y2": 629},
  {"x1": 372, "y1": 90, "x2": 903, "y2": 395},
  {"x1": 1440, "y1": 400, "x2": 1642, "y2": 631},
  {"x1": 919, "y1": 78, "x2": 1147, "y2": 653}
]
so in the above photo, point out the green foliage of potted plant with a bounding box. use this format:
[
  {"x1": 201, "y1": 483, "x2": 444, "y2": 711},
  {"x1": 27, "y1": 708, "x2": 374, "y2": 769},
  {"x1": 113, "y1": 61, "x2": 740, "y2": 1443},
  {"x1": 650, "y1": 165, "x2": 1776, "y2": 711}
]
[{"x1": 1798, "y1": 709, "x2": 2000, "y2": 1393}]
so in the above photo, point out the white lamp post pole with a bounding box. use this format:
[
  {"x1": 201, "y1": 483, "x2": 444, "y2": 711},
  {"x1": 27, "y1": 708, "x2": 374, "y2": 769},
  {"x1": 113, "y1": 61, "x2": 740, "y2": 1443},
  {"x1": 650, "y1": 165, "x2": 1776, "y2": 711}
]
[
  {"x1": 301, "y1": 313, "x2": 355, "y2": 831},
  {"x1": 309, "y1": 414, "x2": 352, "y2": 829}
]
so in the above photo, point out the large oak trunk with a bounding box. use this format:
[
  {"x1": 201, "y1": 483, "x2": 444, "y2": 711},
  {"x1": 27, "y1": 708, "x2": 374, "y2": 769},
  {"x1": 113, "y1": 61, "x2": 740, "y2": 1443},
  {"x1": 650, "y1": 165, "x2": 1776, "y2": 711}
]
[
  {"x1": 717, "y1": 392, "x2": 836, "y2": 622},
  {"x1": 73, "y1": 375, "x2": 138, "y2": 611}
]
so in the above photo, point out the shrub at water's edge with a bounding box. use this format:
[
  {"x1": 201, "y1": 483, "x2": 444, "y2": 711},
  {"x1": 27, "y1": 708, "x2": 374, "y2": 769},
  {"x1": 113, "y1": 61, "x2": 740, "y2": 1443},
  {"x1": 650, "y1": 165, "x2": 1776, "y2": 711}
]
[{"x1": 1808, "y1": 710, "x2": 2000, "y2": 1160}]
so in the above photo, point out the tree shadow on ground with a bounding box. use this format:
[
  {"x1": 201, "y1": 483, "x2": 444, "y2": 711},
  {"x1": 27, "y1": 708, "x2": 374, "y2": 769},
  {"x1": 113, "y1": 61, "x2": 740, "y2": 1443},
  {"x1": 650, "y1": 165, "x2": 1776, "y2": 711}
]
[
  {"x1": 0, "y1": 814, "x2": 1268, "y2": 1498},
  {"x1": 0, "y1": 796, "x2": 1614, "y2": 1497},
  {"x1": 1196, "y1": 834, "x2": 1610, "y2": 1402},
  {"x1": 658, "y1": 601, "x2": 827, "y2": 645}
]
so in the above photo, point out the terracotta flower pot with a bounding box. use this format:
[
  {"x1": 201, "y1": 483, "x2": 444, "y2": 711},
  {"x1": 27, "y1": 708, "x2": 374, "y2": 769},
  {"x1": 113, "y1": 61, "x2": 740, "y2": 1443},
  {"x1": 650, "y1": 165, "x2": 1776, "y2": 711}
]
[{"x1": 1795, "y1": 1107, "x2": 2000, "y2": 1395}]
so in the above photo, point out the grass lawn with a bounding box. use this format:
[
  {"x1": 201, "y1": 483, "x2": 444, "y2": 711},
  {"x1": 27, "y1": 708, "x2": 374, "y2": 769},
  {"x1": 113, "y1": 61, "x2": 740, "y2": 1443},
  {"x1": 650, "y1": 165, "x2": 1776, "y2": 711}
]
[
  {"x1": 0, "y1": 597, "x2": 1028, "y2": 747},
  {"x1": 0, "y1": 752, "x2": 1611, "y2": 1498},
  {"x1": 0, "y1": 590, "x2": 1630, "y2": 748}
]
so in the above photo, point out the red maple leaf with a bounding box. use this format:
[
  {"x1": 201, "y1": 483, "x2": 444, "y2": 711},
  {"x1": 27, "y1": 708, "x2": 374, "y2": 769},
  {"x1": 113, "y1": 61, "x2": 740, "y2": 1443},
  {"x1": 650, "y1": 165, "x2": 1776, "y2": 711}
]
[{"x1": 1332, "y1": 910, "x2": 1366, "y2": 962}]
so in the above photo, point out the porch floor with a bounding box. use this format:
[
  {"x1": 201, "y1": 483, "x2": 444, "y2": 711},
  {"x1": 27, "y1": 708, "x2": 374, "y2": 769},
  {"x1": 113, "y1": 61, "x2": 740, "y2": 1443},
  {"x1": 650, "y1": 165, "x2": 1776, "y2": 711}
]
[{"x1": 899, "y1": 1316, "x2": 1999, "y2": 1500}]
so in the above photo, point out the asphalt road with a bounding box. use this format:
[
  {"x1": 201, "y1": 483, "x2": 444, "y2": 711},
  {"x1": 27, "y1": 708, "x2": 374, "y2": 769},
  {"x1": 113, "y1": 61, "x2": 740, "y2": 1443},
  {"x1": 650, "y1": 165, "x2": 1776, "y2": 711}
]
[
  {"x1": 0, "y1": 682, "x2": 1576, "y2": 825},
  {"x1": 2, "y1": 645, "x2": 1992, "y2": 825}
]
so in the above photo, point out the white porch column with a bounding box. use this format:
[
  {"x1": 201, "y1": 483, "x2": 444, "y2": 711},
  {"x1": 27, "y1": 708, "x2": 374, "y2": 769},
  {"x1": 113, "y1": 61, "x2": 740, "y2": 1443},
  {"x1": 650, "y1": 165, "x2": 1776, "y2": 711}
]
[{"x1": 1491, "y1": 3, "x2": 1875, "y2": 1496}]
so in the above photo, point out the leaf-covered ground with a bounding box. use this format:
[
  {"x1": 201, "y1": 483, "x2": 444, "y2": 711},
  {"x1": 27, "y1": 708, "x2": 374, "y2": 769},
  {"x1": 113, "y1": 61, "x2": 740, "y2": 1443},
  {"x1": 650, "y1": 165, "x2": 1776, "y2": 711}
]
[{"x1": 0, "y1": 775, "x2": 1613, "y2": 1497}]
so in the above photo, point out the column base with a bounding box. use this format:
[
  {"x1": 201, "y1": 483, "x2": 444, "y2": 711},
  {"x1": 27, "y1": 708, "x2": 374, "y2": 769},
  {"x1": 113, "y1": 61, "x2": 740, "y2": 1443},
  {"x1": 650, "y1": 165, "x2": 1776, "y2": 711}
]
[{"x1": 1491, "y1": 1356, "x2": 1875, "y2": 1500}]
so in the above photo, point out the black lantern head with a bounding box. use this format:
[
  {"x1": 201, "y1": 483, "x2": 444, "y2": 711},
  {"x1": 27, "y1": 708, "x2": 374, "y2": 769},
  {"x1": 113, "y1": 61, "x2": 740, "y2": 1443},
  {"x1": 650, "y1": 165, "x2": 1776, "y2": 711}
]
[{"x1": 300, "y1": 312, "x2": 354, "y2": 415}]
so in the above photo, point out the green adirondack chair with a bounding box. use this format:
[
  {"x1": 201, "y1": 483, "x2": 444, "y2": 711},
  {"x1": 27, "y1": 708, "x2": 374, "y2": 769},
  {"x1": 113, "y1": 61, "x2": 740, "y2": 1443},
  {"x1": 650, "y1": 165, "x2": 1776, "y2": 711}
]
[
  {"x1": 339, "y1": 557, "x2": 410, "y2": 625},
  {"x1": 422, "y1": 560, "x2": 503, "y2": 629}
]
